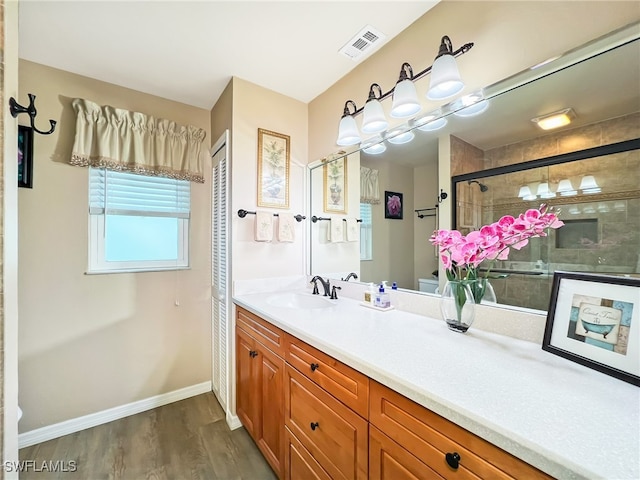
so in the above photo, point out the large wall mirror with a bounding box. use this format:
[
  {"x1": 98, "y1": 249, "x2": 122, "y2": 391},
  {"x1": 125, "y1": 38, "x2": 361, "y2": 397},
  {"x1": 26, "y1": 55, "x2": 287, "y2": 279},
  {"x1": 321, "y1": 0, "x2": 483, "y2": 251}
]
[{"x1": 309, "y1": 22, "x2": 639, "y2": 313}]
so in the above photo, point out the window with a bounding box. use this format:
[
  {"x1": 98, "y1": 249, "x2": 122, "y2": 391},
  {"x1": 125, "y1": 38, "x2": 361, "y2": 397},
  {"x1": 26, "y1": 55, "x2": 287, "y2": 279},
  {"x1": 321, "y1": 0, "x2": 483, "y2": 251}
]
[
  {"x1": 88, "y1": 167, "x2": 190, "y2": 273},
  {"x1": 360, "y1": 203, "x2": 373, "y2": 261}
]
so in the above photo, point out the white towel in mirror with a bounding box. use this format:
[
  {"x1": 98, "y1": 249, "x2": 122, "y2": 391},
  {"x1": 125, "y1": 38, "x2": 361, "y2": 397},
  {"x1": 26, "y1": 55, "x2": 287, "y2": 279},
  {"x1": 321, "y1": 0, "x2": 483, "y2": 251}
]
[
  {"x1": 277, "y1": 213, "x2": 295, "y2": 242},
  {"x1": 345, "y1": 218, "x2": 359, "y2": 242},
  {"x1": 328, "y1": 217, "x2": 344, "y2": 243},
  {"x1": 255, "y1": 211, "x2": 273, "y2": 242}
]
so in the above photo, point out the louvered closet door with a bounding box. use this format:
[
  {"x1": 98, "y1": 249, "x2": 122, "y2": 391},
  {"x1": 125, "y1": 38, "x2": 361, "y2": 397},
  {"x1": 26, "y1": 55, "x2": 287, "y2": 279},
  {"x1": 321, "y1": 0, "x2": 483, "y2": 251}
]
[{"x1": 211, "y1": 133, "x2": 230, "y2": 411}]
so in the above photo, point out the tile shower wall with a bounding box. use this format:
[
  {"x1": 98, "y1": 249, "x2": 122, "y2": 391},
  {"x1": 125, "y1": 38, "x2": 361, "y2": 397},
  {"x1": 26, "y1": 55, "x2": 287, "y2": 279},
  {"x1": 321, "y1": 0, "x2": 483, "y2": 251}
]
[{"x1": 483, "y1": 112, "x2": 639, "y2": 168}]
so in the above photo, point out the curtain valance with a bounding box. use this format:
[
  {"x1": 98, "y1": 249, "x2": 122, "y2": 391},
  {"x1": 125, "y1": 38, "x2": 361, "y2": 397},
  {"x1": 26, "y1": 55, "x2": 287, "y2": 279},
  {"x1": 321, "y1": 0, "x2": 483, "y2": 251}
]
[
  {"x1": 360, "y1": 166, "x2": 380, "y2": 204},
  {"x1": 70, "y1": 98, "x2": 206, "y2": 183}
]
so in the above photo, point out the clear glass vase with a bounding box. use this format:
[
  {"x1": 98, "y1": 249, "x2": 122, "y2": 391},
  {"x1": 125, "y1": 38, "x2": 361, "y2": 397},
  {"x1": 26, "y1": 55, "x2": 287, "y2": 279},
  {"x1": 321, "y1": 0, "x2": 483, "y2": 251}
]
[
  {"x1": 440, "y1": 280, "x2": 476, "y2": 333},
  {"x1": 467, "y1": 278, "x2": 497, "y2": 305}
]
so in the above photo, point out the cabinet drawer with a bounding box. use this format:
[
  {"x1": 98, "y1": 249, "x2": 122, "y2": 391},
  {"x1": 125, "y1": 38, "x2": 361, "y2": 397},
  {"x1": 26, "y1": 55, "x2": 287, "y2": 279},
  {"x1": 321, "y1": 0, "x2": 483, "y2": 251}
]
[
  {"x1": 237, "y1": 307, "x2": 285, "y2": 357},
  {"x1": 370, "y1": 382, "x2": 552, "y2": 480},
  {"x1": 370, "y1": 425, "x2": 443, "y2": 480},
  {"x1": 285, "y1": 334, "x2": 369, "y2": 418},
  {"x1": 285, "y1": 365, "x2": 368, "y2": 480}
]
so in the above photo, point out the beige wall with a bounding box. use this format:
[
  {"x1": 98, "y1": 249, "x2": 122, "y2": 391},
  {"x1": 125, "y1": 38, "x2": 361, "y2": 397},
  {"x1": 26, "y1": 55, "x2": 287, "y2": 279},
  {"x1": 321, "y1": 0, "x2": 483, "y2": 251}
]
[
  {"x1": 17, "y1": 61, "x2": 212, "y2": 433},
  {"x1": 229, "y1": 77, "x2": 308, "y2": 282},
  {"x1": 3, "y1": 0, "x2": 19, "y2": 472},
  {"x1": 210, "y1": 79, "x2": 232, "y2": 149},
  {"x1": 308, "y1": 1, "x2": 639, "y2": 164}
]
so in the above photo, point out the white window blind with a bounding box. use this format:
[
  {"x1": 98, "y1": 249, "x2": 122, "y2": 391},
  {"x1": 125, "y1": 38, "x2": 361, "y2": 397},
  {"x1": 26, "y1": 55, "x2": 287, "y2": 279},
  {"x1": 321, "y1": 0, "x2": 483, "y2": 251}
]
[
  {"x1": 90, "y1": 168, "x2": 190, "y2": 218},
  {"x1": 88, "y1": 167, "x2": 190, "y2": 273}
]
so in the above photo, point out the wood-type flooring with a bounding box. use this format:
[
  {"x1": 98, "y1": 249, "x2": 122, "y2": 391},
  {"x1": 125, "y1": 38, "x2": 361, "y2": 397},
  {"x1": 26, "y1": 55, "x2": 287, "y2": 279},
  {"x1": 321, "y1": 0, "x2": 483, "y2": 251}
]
[{"x1": 18, "y1": 392, "x2": 277, "y2": 480}]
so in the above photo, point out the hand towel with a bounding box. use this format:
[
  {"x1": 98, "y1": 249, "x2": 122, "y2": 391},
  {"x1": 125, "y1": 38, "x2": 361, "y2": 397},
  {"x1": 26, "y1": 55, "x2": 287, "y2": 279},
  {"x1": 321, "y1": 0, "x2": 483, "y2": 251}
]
[
  {"x1": 277, "y1": 213, "x2": 295, "y2": 242},
  {"x1": 255, "y1": 211, "x2": 273, "y2": 242},
  {"x1": 328, "y1": 216, "x2": 344, "y2": 243},
  {"x1": 345, "y1": 218, "x2": 359, "y2": 242}
]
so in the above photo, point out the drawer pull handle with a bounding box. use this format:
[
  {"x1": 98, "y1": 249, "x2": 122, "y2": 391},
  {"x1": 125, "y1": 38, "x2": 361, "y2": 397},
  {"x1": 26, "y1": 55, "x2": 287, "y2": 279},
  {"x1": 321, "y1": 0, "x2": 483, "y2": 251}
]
[
  {"x1": 445, "y1": 452, "x2": 461, "y2": 469},
  {"x1": 249, "y1": 350, "x2": 258, "y2": 358},
  {"x1": 310, "y1": 363, "x2": 319, "y2": 372},
  {"x1": 310, "y1": 422, "x2": 319, "y2": 431}
]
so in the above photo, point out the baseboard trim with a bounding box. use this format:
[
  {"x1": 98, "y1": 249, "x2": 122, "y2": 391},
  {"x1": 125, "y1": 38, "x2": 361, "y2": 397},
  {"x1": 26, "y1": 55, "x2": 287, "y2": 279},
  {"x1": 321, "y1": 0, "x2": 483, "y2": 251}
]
[
  {"x1": 226, "y1": 412, "x2": 242, "y2": 430},
  {"x1": 19, "y1": 381, "x2": 212, "y2": 449}
]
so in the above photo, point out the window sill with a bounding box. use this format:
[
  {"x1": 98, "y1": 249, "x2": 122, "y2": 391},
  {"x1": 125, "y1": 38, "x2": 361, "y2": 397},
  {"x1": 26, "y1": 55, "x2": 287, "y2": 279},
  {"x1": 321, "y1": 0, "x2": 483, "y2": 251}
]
[{"x1": 85, "y1": 266, "x2": 191, "y2": 275}]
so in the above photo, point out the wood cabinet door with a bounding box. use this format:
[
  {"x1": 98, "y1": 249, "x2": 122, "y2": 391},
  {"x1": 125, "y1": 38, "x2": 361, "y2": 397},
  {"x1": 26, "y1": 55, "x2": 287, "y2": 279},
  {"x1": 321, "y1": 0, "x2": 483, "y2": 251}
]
[
  {"x1": 258, "y1": 343, "x2": 285, "y2": 479},
  {"x1": 236, "y1": 327, "x2": 260, "y2": 440},
  {"x1": 285, "y1": 427, "x2": 332, "y2": 480},
  {"x1": 370, "y1": 426, "x2": 443, "y2": 480}
]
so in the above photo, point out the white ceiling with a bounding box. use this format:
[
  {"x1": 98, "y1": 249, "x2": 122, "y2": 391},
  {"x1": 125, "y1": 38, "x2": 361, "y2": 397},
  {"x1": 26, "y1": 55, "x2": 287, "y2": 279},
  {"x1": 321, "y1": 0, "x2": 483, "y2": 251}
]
[{"x1": 18, "y1": 1, "x2": 438, "y2": 109}]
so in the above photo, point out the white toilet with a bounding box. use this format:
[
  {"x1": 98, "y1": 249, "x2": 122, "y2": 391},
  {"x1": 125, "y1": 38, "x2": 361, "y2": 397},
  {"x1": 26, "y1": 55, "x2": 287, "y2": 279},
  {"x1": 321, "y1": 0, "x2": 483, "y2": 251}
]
[{"x1": 418, "y1": 278, "x2": 439, "y2": 294}]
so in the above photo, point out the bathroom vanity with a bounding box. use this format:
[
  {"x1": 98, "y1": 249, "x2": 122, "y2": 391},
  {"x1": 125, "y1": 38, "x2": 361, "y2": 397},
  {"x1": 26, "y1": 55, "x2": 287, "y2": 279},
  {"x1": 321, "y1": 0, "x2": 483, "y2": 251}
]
[{"x1": 233, "y1": 286, "x2": 639, "y2": 480}]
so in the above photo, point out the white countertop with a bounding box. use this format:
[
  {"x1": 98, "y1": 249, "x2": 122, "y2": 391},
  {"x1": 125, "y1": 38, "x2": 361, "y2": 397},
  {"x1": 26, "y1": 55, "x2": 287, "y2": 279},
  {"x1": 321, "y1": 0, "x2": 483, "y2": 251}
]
[{"x1": 233, "y1": 288, "x2": 640, "y2": 480}]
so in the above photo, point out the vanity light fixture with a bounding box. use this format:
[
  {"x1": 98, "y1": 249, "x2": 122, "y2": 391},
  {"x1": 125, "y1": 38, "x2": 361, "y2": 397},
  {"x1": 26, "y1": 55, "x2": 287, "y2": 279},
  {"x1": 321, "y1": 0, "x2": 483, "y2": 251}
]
[
  {"x1": 337, "y1": 100, "x2": 361, "y2": 146},
  {"x1": 427, "y1": 36, "x2": 466, "y2": 100},
  {"x1": 518, "y1": 185, "x2": 532, "y2": 198},
  {"x1": 390, "y1": 63, "x2": 421, "y2": 118},
  {"x1": 361, "y1": 84, "x2": 388, "y2": 134},
  {"x1": 531, "y1": 108, "x2": 576, "y2": 131},
  {"x1": 336, "y1": 35, "x2": 474, "y2": 146},
  {"x1": 536, "y1": 182, "x2": 556, "y2": 199},
  {"x1": 386, "y1": 126, "x2": 415, "y2": 145},
  {"x1": 452, "y1": 92, "x2": 490, "y2": 117},
  {"x1": 557, "y1": 178, "x2": 577, "y2": 196},
  {"x1": 361, "y1": 135, "x2": 387, "y2": 155},
  {"x1": 579, "y1": 175, "x2": 601, "y2": 194},
  {"x1": 518, "y1": 185, "x2": 537, "y2": 201},
  {"x1": 416, "y1": 116, "x2": 448, "y2": 132}
]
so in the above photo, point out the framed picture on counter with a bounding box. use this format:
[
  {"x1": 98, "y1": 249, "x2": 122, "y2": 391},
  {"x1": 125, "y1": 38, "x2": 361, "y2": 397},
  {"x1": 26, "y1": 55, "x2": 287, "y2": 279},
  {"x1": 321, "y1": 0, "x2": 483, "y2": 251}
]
[{"x1": 543, "y1": 271, "x2": 640, "y2": 386}]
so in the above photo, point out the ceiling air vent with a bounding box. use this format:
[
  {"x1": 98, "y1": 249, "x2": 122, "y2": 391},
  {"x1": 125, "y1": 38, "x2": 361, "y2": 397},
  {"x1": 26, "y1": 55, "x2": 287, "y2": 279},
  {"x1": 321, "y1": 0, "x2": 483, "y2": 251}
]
[{"x1": 339, "y1": 25, "x2": 386, "y2": 61}]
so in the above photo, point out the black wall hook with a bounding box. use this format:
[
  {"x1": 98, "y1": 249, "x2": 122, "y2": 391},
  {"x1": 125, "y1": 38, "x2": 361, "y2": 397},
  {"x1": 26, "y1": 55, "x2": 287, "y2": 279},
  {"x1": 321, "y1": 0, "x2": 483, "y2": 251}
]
[{"x1": 9, "y1": 93, "x2": 57, "y2": 135}]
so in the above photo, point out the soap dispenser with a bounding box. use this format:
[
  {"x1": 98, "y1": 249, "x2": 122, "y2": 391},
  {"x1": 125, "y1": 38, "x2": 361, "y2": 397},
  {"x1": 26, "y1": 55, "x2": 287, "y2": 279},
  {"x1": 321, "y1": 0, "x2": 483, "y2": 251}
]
[
  {"x1": 364, "y1": 283, "x2": 376, "y2": 305},
  {"x1": 375, "y1": 282, "x2": 391, "y2": 308}
]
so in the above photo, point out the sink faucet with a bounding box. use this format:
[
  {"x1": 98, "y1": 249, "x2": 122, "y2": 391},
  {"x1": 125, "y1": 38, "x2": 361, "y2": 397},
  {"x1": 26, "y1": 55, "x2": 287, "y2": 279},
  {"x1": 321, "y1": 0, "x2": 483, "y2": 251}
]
[
  {"x1": 341, "y1": 272, "x2": 358, "y2": 281},
  {"x1": 310, "y1": 276, "x2": 331, "y2": 297}
]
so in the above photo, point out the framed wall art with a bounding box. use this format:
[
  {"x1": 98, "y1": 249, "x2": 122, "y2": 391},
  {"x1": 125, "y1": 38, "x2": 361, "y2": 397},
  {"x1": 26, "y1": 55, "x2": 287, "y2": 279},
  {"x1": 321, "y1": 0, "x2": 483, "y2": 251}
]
[
  {"x1": 323, "y1": 156, "x2": 347, "y2": 214},
  {"x1": 18, "y1": 125, "x2": 34, "y2": 188},
  {"x1": 384, "y1": 191, "x2": 403, "y2": 219},
  {"x1": 543, "y1": 271, "x2": 640, "y2": 386},
  {"x1": 257, "y1": 128, "x2": 290, "y2": 208}
]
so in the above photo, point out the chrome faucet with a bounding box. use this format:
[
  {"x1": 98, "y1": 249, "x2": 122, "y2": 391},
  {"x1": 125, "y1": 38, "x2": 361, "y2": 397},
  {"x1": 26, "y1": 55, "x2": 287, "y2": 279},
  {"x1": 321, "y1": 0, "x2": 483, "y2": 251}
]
[
  {"x1": 342, "y1": 272, "x2": 358, "y2": 281},
  {"x1": 310, "y1": 276, "x2": 331, "y2": 297}
]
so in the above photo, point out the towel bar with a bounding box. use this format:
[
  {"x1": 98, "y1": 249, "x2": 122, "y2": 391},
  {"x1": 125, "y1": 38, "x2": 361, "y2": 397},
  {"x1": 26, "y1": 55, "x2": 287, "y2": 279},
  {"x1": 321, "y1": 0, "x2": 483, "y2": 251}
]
[
  {"x1": 237, "y1": 209, "x2": 305, "y2": 222},
  {"x1": 415, "y1": 206, "x2": 438, "y2": 219},
  {"x1": 311, "y1": 216, "x2": 362, "y2": 223}
]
